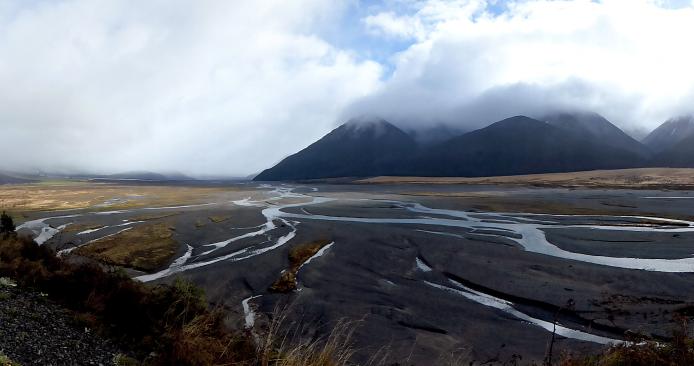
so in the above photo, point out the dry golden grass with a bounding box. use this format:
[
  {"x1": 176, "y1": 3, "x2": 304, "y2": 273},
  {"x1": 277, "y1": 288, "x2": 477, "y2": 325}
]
[
  {"x1": 269, "y1": 239, "x2": 332, "y2": 293},
  {"x1": 360, "y1": 168, "x2": 694, "y2": 190},
  {"x1": 257, "y1": 306, "x2": 359, "y2": 366},
  {"x1": 73, "y1": 222, "x2": 178, "y2": 272},
  {"x1": 0, "y1": 181, "x2": 234, "y2": 213}
]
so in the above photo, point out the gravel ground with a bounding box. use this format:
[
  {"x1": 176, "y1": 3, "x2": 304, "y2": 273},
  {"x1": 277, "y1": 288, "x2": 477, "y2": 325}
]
[{"x1": 0, "y1": 283, "x2": 122, "y2": 366}]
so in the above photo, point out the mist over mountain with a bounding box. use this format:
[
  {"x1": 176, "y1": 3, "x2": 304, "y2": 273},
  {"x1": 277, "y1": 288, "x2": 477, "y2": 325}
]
[
  {"x1": 406, "y1": 124, "x2": 469, "y2": 146},
  {"x1": 541, "y1": 112, "x2": 651, "y2": 158},
  {"x1": 255, "y1": 111, "x2": 663, "y2": 181}
]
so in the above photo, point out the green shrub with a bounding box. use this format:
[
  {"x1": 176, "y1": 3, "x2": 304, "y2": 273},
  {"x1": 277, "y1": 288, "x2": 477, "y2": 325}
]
[
  {"x1": 0, "y1": 211, "x2": 15, "y2": 234},
  {"x1": 0, "y1": 352, "x2": 20, "y2": 366}
]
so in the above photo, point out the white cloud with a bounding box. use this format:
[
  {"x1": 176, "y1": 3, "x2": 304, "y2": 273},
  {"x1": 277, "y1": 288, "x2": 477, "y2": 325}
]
[
  {"x1": 363, "y1": 11, "x2": 425, "y2": 39},
  {"x1": 0, "y1": 0, "x2": 382, "y2": 176},
  {"x1": 347, "y1": 0, "x2": 694, "y2": 132}
]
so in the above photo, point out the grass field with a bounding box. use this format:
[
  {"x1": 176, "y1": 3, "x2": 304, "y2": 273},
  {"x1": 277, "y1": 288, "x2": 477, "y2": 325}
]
[
  {"x1": 359, "y1": 168, "x2": 694, "y2": 189},
  {"x1": 0, "y1": 181, "x2": 235, "y2": 217}
]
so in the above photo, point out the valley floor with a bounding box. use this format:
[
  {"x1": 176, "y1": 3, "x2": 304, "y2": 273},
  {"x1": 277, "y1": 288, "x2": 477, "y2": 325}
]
[{"x1": 3, "y1": 178, "x2": 694, "y2": 364}]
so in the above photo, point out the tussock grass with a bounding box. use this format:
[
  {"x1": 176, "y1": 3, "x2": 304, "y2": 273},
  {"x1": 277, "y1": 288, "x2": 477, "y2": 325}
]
[{"x1": 256, "y1": 306, "x2": 359, "y2": 366}]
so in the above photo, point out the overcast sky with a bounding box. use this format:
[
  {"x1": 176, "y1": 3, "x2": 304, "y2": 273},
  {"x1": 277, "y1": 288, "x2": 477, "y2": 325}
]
[{"x1": 1, "y1": 0, "x2": 694, "y2": 176}]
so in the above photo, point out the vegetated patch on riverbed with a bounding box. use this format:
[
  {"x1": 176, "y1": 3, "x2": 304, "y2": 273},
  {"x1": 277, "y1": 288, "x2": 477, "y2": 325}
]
[
  {"x1": 270, "y1": 239, "x2": 332, "y2": 293},
  {"x1": 73, "y1": 222, "x2": 178, "y2": 272}
]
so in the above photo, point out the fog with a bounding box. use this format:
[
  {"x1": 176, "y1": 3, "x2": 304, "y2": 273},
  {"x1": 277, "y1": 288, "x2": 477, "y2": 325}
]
[{"x1": 1, "y1": 0, "x2": 694, "y2": 177}]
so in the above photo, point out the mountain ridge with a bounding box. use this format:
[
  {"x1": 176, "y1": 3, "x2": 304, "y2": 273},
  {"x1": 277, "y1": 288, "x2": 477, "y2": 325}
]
[{"x1": 254, "y1": 112, "x2": 690, "y2": 181}]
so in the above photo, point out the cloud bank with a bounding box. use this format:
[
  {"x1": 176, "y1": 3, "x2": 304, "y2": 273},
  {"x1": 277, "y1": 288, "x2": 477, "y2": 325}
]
[
  {"x1": 347, "y1": 0, "x2": 694, "y2": 133},
  {"x1": 0, "y1": 0, "x2": 381, "y2": 176},
  {"x1": 1, "y1": 0, "x2": 694, "y2": 176}
]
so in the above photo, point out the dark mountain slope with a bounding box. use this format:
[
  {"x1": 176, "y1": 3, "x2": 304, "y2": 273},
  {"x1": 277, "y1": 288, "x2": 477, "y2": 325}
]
[
  {"x1": 643, "y1": 116, "x2": 694, "y2": 153},
  {"x1": 0, "y1": 172, "x2": 36, "y2": 184},
  {"x1": 656, "y1": 134, "x2": 694, "y2": 167},
  {"x1": 254, "y1": 118, "x2": 417, "y2": 181},
  {"x1": 542, "y1": 112, "x2": 650, "y2": 158},
  {"x1": 413, "y1": 116, "x2": 647, "y2": 177}
]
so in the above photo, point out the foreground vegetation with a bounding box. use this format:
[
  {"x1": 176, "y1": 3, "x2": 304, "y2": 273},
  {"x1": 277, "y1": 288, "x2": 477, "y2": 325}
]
[
  {"x1": 0, "y1": 213, "x2": 354, "y2": 366},
  {"x1": 0, "y1": 352, "x2": 20, "y2": 366},
  {"x1": 560, "y1": 332, "x2": 694, "y2": 366}
]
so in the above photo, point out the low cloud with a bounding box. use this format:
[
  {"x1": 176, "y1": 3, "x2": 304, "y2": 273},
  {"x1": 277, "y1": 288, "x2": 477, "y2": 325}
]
[
  {"x1": 0, "y1": 0, "x2": 382, "y2": 176},
  {"x1": 346, "y1": 0, "x2": 694, "y2": 133}
]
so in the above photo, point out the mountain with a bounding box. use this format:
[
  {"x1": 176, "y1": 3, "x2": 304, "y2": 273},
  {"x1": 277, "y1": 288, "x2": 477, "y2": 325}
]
[
  {"x1": 655, "y1": 134, "x2": 694, "y2": 167},
  {"x1": 542, "y1": 112, "x2": 650, "y2": 158},
  {"x1": 413, "y1": 116, "x2": 647, "y2": 177},
  {"x1": 89, "y1": 171, "x2": 194, "y2": 181},
  {"x1": 0, "y1": 172, "x2": 36, "y2": 184},
  {"x1": 254, "y1": 118, "x2": 417, "y2": 181},
  {"x1": 255, "y1": 115, "x2": 651, "y2": 181},
  {"x1": 643, "y1": 115, "x2": 694, "y2": 153}
]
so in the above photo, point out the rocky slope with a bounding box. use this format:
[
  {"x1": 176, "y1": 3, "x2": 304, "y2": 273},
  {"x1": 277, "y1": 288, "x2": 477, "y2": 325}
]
[{"x1": 0, "y1": 282, "x2": 123, "y2": 366}]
